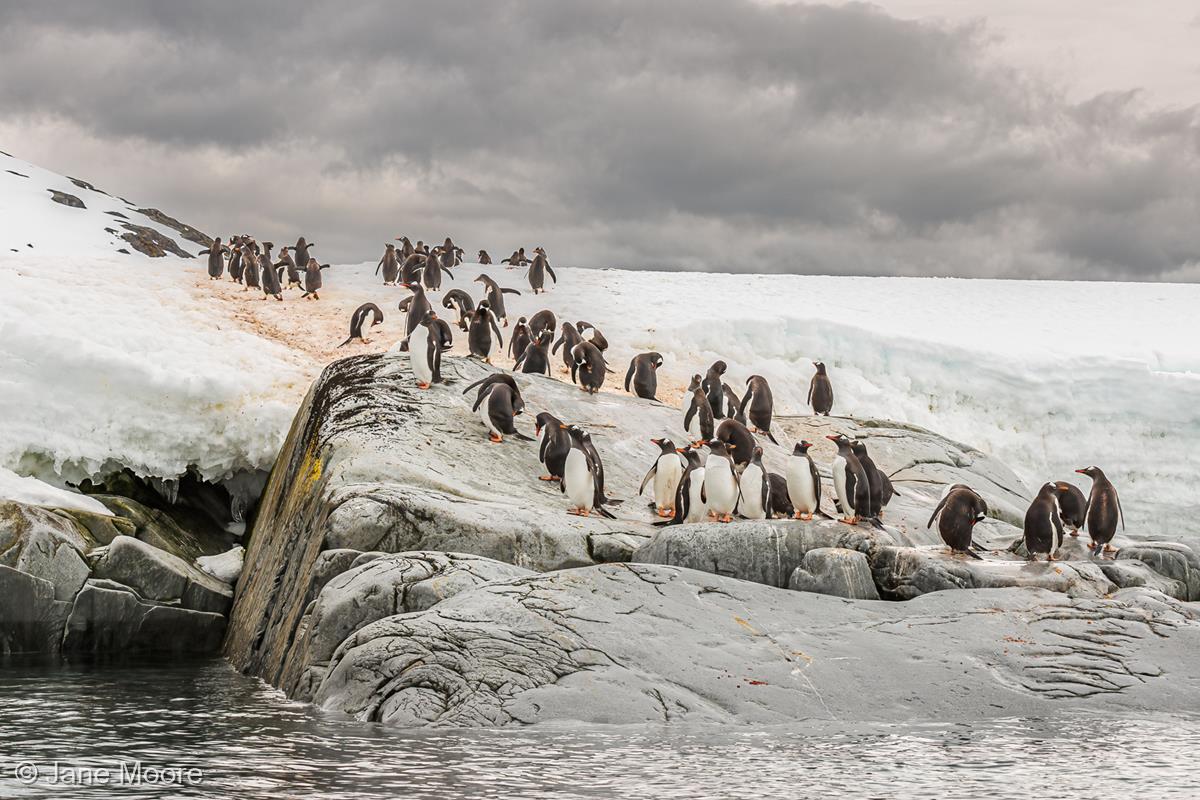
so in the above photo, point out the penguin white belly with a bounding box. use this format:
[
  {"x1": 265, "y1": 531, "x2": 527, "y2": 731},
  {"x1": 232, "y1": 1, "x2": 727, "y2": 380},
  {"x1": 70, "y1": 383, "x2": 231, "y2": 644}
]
[
  {"x1": 832, "y1": 455, "x2": 851, "y2": 517},
  {"x1": 478, "y1": 393, "x2": 500, "y2": 436},
  {"x1": 740, "y1": 464, "x2": 766, "y2": 519},
  {"x1": 685, "y1": 468, "x2": 707, "y2": 522},
  {"x1": 705, "y1": 458, "x2": 738, "y2": 516},
  {"x1": 563, "y1": 449, "x2": 594, "y2": 512},
  {"x1": 654, "y1": 455, "x2": 684, "y2": 512},
  {"x1": 787, "y1": 460, "x2": 816, "y2": 514},
  {"x1": 410, "y1": 324, "x2": 433, "y2": 386}
]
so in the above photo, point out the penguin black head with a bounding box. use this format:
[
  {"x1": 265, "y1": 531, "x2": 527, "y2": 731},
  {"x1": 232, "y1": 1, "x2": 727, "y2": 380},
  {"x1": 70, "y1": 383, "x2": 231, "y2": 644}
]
[
  {"x1": 814, "y1": 361, "x2": 827, "y2": 374},
  {"x1": 651, "y1": 437, "x2": 675, "y2": 454},
  {"x1": 706, "y1": 439, "x2": 732, "y2": 456},
  {"x1": 825, "y1": 433, "x2": 850, "y2": 447},
  {"x1": 850, "y1": 440, "x2": 868, "y2": 457},
  {"x1": 793, "y1": 440, "x2": 813, "y2": 455},
  {"x1": 1075, "y1": 466, "x2": 1105, "y2": 480},
  {"x1": 478, "y1": 299, "x2": 491, "y2": 310},
  {"x1": 688, "y1": 374, "x2": 702, "y2": 391},
  {"x1": 710, "y1": 360, "x2": 727, "y2": 375},
  {"x1": 385, "y1": 243, "x2": 395, "y2": 249}
]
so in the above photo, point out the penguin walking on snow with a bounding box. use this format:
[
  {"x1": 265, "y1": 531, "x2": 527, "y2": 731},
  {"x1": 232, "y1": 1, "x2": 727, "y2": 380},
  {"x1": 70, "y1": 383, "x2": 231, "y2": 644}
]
[
  {"x1": 639, "y1": 438, "x2": 685, "y2": 518},
  {"x1": 1076, "y1": 466, "x2": 1124, "y2": 556},
  {"x1": 570, "y1": 340, "x2": 609, "y2": 394},
  {"x1": 376, "y1": 243, "x2": 400, "y2": 285},
  {"x1": 338, "y1": 303, "x2": 384, "y2": 347},
  {"x1": 1023, "y1": 482, "x2": 1065, "y2": 561},
  {"x1": 1054, "y1": 481, "x2": 1088, "y2": 536},
  {"x1": 740, "y1": 375, "x2": 778, "y2": 444},
  {"x1": 526, "y1": 248, "x2": 556, "y2": 293},
  {"x1": 703, "y1": 439, "x2": 740, "y2": 523},
  {"x1": 199, "y1": 237, "x2": 229, "y2": 280},
  {"x1": 786, "y1": 440, "x2": 822, "y2": 520},
  {"x1": 507, "y1": 317, "x2": 532, "y2": 362},
  {"x1": 927, "y1": 485, "x2": 987, "y2": 557},
  {"x1": 275, "y1": 246, "x2": 302, "y2": 289},
  {"x1": 809, "y1": 362, "x2": 834, "y2": 415},
  {"x1": 514, "y1": 330, "x2": 554, "y2": 375},
  {"x1": 552, "y1": 323, "x2": 584, "y2": 373},
  {"x1": 738, "y1": 446, "x2": 770, "y2": 520},
  {"x1": 468, "y1": 300, "x2": 504, "y2": 362},
  {"x1": 442, "y1": 289, "x2": 476, "y2": 332},
  {"x1": 625, "y1": 352, "x2": 663, "y2": 401},
  {"x1": 473, "y1": 274, "x2": 520, "y2": 326},
  {"x1": 259, "y1": 242, "x2": 282, "y2": 301},
  {"x1": 827, "y1": 434, "x2": 870, "y2": 525},
  {"x1": 302, "y1": 257, "x2": 326, "y2": 299},
  {"x1": 683, "y1": 374, "x2": 715, "y2": 441}
]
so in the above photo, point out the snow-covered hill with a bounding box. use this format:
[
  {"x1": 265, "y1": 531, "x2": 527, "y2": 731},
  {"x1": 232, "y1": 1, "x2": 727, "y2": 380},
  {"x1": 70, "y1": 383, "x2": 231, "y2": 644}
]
[{"x1": 1, "y1": 150, "x2": 1197, "y2": 542}]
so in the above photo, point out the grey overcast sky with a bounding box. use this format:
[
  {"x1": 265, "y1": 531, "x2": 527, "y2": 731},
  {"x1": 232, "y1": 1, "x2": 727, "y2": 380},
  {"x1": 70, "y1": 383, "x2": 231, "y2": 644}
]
[{"x1": 2, "y1": 1, "x2": 1198, "y2": 279}]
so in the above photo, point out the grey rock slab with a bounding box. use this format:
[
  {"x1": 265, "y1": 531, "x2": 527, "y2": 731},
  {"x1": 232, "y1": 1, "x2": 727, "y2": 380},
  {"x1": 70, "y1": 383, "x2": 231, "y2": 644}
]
[
  {"x1": 0, "y1": 501, "x2": 90, "y2": 601},
  {"x1": 788, "y1": 547, "x2": 880, "y2": 600},
  {"x1": 62, "y1": 580, "x2": 225, "y2": 656},
  {"x1": 313, "y1": 563, "x2": 1200, "y2": 727},
  {"x1": 91, "y1": 536, "x2": 232, "y2": 615},
  {"x1": 1116, "y1": 542, "x2": 1200, "y2": 601},
  {"x1": 0, "y1": 565, "x2": 72, "y2": 654}
]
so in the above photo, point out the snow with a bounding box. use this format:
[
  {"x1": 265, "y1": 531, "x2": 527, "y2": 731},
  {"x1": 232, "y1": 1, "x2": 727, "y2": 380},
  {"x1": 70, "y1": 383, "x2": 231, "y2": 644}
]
[
  {"x1": 0, "y1": 467, "x2": 112, "y2": 516},
  {"x1": 1, "y1": 150, "x2": 1197, "y2": 542}
]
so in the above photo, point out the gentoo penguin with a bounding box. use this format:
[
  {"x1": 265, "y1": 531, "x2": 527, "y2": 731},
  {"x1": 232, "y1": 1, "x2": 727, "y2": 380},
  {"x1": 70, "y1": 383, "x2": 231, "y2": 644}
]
[
  {"x1": 715, "y1": 418, "x2": 757, "y2": 469},
  {"x1": 738, "y1": 446, "x2": 770, "y2": 520},
  {"x1": 409, "y1": 311, "x2": 443, "y2": 389},
  {"x1": 259, "y1": 242, "x2": 282, "y2": 300},
  {"x1": 199, "y1": 237, "x2": 229, "y2": 280},
  {"x1": 478, "y1": 249, "x2": 492, "y2": 265},
  {"x1": 849, "y1": 440, "x2": 883, "y2": 519},
  {"x1": 301, "y1": 258, "x2": 326, "y2": 299},
  {"x1": 767, "y1": 473, "x2": 794, "y2": 519},
  {"x1": 463, "y1": 374, "x2": 524, "y2": 415},
  {"x1": 515, "y1": 329, "x2": 554, "y2": 375},
  {"x1": 398, "y1": 282, "x2": 433, "y2": 349},
  {"x1": 927, "y1": 485, "x2": 987, "y2": 557},
  {"x1": 661, "y1": 446, "x2": 706, "y2": 525},
  {"x1": 526, "y1": 248, "x2": 557, "y2": 293},
  {"x1": 826, "y1": 434, "x2": 870, "y2": 525},
  {"x1": 469, "y1": 376, "x2": 532, "y2": 443},
  {"x1": 702, "y1": 361, "x2": 727, "y2": 419},
  {"x1": 878, "y1": 470, "x2": 898, "y2": 515},
  {"x1": 528, "y1": 309, "x2": 557, "y2": 339},
  {"x1": 376, "y1": 243, "x2": 400, "y2": 285},
  {"x1": 703, "y1": 439, "x2": 740, "y2": 523},
  {"x1": 441, "y1": 288, "x2": 476, "y2": 332},
  {"x1": 396, "y1": 236, "x2": 415, "y2": 260},
  {"x1": 428, "y1": 316, "x2": 453, "y2": 383},
  {"x1": 809, "y1": 362, "x2": 833, "y2": 415},
  {"x1": 423, "y1": 244, "x2": 455, "y2": 291},
  {"x1": 786, "y1": 440, "x2": 822, "y2": 520},
  {"x1": 468, "y1": 300, "x2": 504, "y2": 362},
  {"x1": 740, "y1": 376, "x2": 779, "y2": 444},
  {"x1": 507, "y1": 317, "x2": 532, "y2": 361},
  {"x1": 502, "y1": 248, "x2": 529, "y2": 266},
  {"x1": 401, "y1": 253, "x2": 427, "y2": 285},
  {"x1": 639, "y1": 438, "x2": 685, "y2": 518},
  {"x1": 723, "y1": 385, "x2": 747, "y2": 426},
  {"x1": 534, "y1": 412, "x2": 569, "y2": 481},
  {"x1": 1076, "y1": 466, "x2": 1124, "y2": 556},
  {"x1": 243, "y1": 243, "x2": 262, "y2": 291},
  {"x1": 570, "y1": 340, "x2": 609, "y2": 394},
  {"x1": 275, "y1": 246, "x2": 302, "y2": 289},
  {"x1": 561, "y1": 425, "x2": 618, "y2": 518},
  {"x1": 576, "y1": 321, "x2": 609, "y2": 352},
  {"x1": 625, "y1": 352, "x2": 663, "y2": 401},
  {"x1": 473, "y1": 274, "x2": 520, "y2": 326},
  {"x1": 1053, "y1": 481, "x2": 1088, "y2": 536},
  {"x1": 227, "y1": 241, "x2": 244, "y2": 284},
  {"x1": 1023, "y1": 482, "x2": 1065, "y2": 561},
  {"x1": 552, "y1": 323, "x2": 584, "y2": 372},
  {"x1": 683, "y1": 374, "x2": 715, "y2": 442},
  {"x1": 293, "y1": 237, "x2": 316, "y2": 272}
]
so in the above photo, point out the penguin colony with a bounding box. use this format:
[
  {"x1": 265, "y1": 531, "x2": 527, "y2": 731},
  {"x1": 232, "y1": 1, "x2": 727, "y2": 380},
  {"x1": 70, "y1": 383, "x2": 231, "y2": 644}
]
[{"x1": 202, "y1": 232, "x2": 1125, "y2": 561}]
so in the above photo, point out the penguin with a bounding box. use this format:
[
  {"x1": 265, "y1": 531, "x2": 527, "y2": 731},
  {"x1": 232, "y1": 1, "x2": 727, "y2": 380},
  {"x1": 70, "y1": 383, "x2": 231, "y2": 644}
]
[
  {"x1": 409, "y1": 311, "x2": 442, "y2": 389},
  {"x1": 338, "y1": 303, "x2": 384, "y2": 347},
  {"x1": 576, "y1": 321, "x2": 609, "y2": 352},
  {"x1": 526, "y1": 249, "x2": 557, "y2": 293},
  {"x1": 468, "y1": 300, "x2": 504, "y2": 362},
  {"x1": 198, "y1": 237, "x2": 229, "y2": 280},
  {"x1": 683, "y1": 374, "x2": 715, "y2": 442},
  {"x1": 473, "y1": 274, "x2": 520, "y2": 326},
  {"x1": 552, "y1": 323, "x2": 584, "y2": 372},
  {"x1": 428, "y1": 315, "x2": 453, "y2": 383},
  {"x1": 478, "y1": 249, "x2": 492, "y2": 265},
  {"x1": 507, "y1": 317, "x2": 532, "y2": 362},
  {"x1": 738, "y1": 446, "x2": 770, "y2": 520},
  {"x1": 927, "y1": 485, "x2": 987, "y2": 556},
  {"x1": 723, "y1": 384, "x2": 747, "y2": 426},
  {"x1": 740, "y1": 375, "x2": 778, "y2": 444},
  {"x1": 638, "y1": 437, "x2": 685, "y2": 518},
  {"x1": 275, "y1": 246, "x2": 302, "y2": 289},
  {"x1": 257, "y1": 242, "x2": 282, "y2": 300},
  {"x1": 399, "y1": 282, "x2": 433, "y2": 348},
  {"x1": 514, "y1": 329, "x2": 554, "y2": 375},
  {"x1": 243, "y1": 242, "x2": 262, "y2": 291},
  {"x1": 570, "y1": 340, "x2": 609, "y2": 394},
  {"x1": 396, "y1": 236, "x2": 416, "y2": 261},
  {"x1": 528, "y1": 309, "x2": 557, "y2": 339},
  {"x1": 477, "y1": 380, "x2": 533, "y2": 444},
  {"x1": 660, "y1": 446, "x2": 707, "y2": 526},
  {"x1": 423, "y1": 244, "x2": 455, "y2": 291},
  {"x1": 767, "y1": 473, "x2": 794, "y2": 519},
  {"x1": 441, "y1": 288, "x2": 476, "y2": 332},
  {"x1": 376, "y1": 243, "x2": 400, "y2": 285},
  {"x1": 849, "y1": 440, "x2": 883, "y2": 519},
  {"x1": 301, "y1": 257, "x2": 325, "y2": 299},
  {"x1": 502, "y1": 248, "x2": 529, "y2": 266},
  {"x1": 625, "y1": 352, "x2": 663, "y2": 401},
  {"x1": 826, "y1": 434, "x2": 870, "y2": 525},
  {"x1": 702, "y1": 361, "x2": 727, "y2": 419},
  {"x1": 1076, "y1": 466, "x2": 1124, "y2": 556},
  {"x1": 227, "y1": 240, "x2": 245, "y2": 284},
  {"x1": 293, "y1": 237, "x2": 316, "y2": 272},
  {"x1": 1053, "y1": 481, "x2": 1088, "y2": 536},
  {"x1": 401, "y1": 253, "x2": 427, "y2": 285},
  {"x1": 786, "y1": 440, "x2": 822, "y2": 520},
  {"x1": 703, "y1": 439, "x2": 740, "y2": 523},
  {"x1": 1023, "y1": 482, "x2": 1065, "y2": 561},
  {"x1": 534, "y1": 412, "x2": 570, "y2": 481},
  {"x1": 463, "y1": 374, "x2": 524, "y2": 415},
  {"x1": 809, "y1": 362, "x2": 833, "y2": 415},
  {"x1": 561, "y1": 425, "x2": 618, "y2": 518},
  {"x1": 878, "y1": 470, "x2": 898, "y2": 515},
  {"x1": 715, "y1": 418, "x2": 757, "y2": 468}
]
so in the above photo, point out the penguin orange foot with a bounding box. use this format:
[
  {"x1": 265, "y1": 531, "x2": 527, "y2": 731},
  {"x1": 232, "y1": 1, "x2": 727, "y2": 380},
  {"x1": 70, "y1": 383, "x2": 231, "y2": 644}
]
[{"x1": 489, "y1": 433, "x2": 503, "y2": 443}]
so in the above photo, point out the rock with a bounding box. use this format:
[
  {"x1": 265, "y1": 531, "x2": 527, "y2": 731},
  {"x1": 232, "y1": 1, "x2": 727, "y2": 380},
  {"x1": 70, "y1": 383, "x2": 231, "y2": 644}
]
[
  {"x1": 62, "y1": 581, "x2": 225, "y2": 656},
  {"x1": 47, "y1": 189, "x2": 85, "y2": 208},
  {"x1": 0, "y1": 501, "x2": 90, "y2": 601},
  {"x1": 196, "y1": 546, "x2": 245, "y2": 585},
  {"x1": 134, "y1": 207, "x2": 211, "y2": 247},
  {"x1": 588, "y1": 531, "x2": 651, "y2": 563},
  {"x1": 282, "y1": 552, "x2": 533, "y2": 700},
  {"x1": 313, "y1": 563, "x2": 1200, "y2": 727},
  {"x1": 788, "y1": 547, "x2": 880, "y2": 600},
  {"x1": 1117, "y1": 543, "x2": 1200, "y2": 601},
  {"x1": 871, "y1": 546, "x2": 1116, "y2": 600},
  {"x1": 58, "y1": 508, "x2": 136, "y2": 546},
  {"x1": 119, "y1": 222, "x2": 192, "y2": 258},
  {"x1": 0, "y1": 565, "x2": 72, "y2": 654},
  {"x1": 91, "y1": 494, "x2": 229, "y2": 562},
  {"x1": 1100, "y1": 560, "x2": 1188, "y2": 601},
  {"x1": 91, "y1": 536, "x2": 232, "y2": 615}
]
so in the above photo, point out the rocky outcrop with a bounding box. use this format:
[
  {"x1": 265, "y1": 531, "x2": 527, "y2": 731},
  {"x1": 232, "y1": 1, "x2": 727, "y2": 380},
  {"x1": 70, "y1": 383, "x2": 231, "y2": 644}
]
[
  {"x1": 788, "y1": 547, "x2": 879, "y2": 599},
  {"x1": 47, "y1": 189, "x2": 85, "y2": 208},
  {"x1": 119, "y1": 222, "x2": 193, "y2": 258},
  {"x1": 135, "y1": 207, "x2": 211, "y2": 247},
  {"x1": 313, "y1": 563, "x2": 1200, "y2": 727}
]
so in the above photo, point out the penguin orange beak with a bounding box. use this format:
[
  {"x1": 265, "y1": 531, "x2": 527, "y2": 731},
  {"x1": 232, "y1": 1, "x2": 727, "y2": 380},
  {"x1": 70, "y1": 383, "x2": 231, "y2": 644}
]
[
  {"x1": 825, "y1": 435, "x2": 838, "y2": 442},
  {"x1": 675, "y1": 448, "x2": 687, "y2": 454},
  {"x1": 559, "y1": 424, "x2": 568, "y2": 429},
  {"x1": 650, "y1": 437, "x2": 662, "y2": 445},
  {"x1": 1074, "y1": 468, "x2": 1086, "y2": 474}
]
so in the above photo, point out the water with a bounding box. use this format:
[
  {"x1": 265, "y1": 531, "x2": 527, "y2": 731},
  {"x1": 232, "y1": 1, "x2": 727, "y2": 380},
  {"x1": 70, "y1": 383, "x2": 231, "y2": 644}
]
[{"x1": 0, "y1": 658, "x2": 1195, "y2": 799}]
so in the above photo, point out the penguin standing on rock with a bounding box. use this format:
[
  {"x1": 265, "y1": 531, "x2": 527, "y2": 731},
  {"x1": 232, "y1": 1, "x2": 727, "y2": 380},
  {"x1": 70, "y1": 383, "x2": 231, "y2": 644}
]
[
  {"x1": 473, "y1": 275, "x2": 520, "y2": 326},
  {"x1": 809, "y1": 362, "x2": 834, "y2": 415},
  {"x1": 684, "y1": 374, "x2": 715, "y2": 441},
  {"x1": 927, "y1": 485, "x2": 987, "y2": 557},
  {"x1": 468, "y1": 300, "x2": 504, "y2": 363},
  {"x1": 660, "y1": 447, "x2": 706, "y2": 525},
  {"x1": 1076, "y1": 466, "x2": 1124, "y2": 556},
  {"x1": 702, "y1": 361, "x2": 727, "y2": 418},
  {"x1": 786, "y1": 440, "x2": 822, "y2": 520},
  {"x1": 199, "y1": 237, "x2": 229, "y2": 280},
  {"x1": 827, "y1": 434, "x2": 869, "y2": 525},
  {"x1": 1023, "y1": 482, "x2": 1065, "y2": 561},
  {"x1": 409, "y1": 311, "x2": 443, "y2": 389},
  {"x1": 715, "y1": 418, "x2": 757, "y2": 469},
  {"x1": 740, "y1": 375, "x2": 778, "y2": 444},
  {"x1": 738, "y1": 446, "x2": 770, "y2": 520},
  {"x1": 639, "y1": 438, "x2": 684, "y2": 518},
  {"x1": 552, "y1": 323, "x2": 583, "y2": 372},
  {"x1": 338, "y1": 303, "x2": 384, "y2": 347},
  {"x1": 703, "y1": 439, "x2": 740, "y2": 523},
  {"x1": 534, "y1": 412, "x2": 570, "y2": 482},
  {"x1": 849, "y1": 441, "x2": 883, "y2": 519},
  {"x1": 767, "y1": 473, "x2": 794, "y2": 519},
  {"x1": 561, "y1": 425, "x2": 618, "y2": 518},
  {"x1": 1054, "y1": 481, "x2": 1088, "y2": 535},
  {"x1": 625, "y1": 352, "x2": 663, "y2": 401},
  {"x1": 723, "y1": 385, "x2": 747, "y2": 426},
  {"x1": 467, "y1": 376, "x2": 532, "y2": 443},
  {"x1": 570, "y1": 340, "x2": 609, "y2": 394},
  {"x1": 398, "y1": 282, "x2": 433, "y2": 349}
]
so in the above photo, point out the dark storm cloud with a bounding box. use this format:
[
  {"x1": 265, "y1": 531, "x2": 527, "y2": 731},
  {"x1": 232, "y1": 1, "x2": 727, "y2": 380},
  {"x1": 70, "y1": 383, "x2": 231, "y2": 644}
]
[{"x1": 1, "y1": 0, "x2": 1198, "y2": 278}]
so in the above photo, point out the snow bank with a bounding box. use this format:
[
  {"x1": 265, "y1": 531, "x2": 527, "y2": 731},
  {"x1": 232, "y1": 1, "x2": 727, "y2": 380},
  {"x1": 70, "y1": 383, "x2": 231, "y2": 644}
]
[{"x1": 0, "y1": 467, "x2": 112, "y2": 515}]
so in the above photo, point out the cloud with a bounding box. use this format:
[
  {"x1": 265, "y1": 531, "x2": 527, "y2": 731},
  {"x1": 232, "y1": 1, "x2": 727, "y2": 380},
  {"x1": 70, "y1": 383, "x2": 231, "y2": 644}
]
[{"x1": 1, "y1": 0, "x2": 1197, "y2": 279}]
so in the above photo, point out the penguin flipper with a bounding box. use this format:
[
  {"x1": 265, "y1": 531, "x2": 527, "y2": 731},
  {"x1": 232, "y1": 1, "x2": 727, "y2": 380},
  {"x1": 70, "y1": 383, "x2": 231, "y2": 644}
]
[
  {"x1": 638, "y1": 464, "x2": 658, "y2": 496},
  {"x1": 624, "y1": 363, "x2": 634, "y2": 393},
  {"x1": 596, "y1": 506, "x2": 617, "y2": 520},
  {"x1": 683, "y1": 401, "x2": 697, "y2": 434},
  {"x1": 926, "y1": 494, "x2": 952, "y2": 529},
  {"x1": 501, "y1": 288, "x2": 521, "y2": 295},
  {"x1": 546, "y1": 264, "x2": 557, "y2": 283},
  {"x1": 513, "y1": 431, "x2": 536, "y2": 442},
  {"x1": 765, "y1": 429, "x2": 779, "y2": 446}
]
